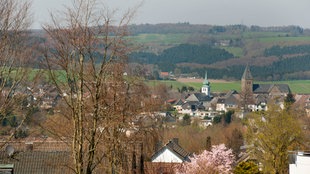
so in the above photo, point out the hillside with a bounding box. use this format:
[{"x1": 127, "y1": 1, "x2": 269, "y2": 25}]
[{"x1": 127, "y1": 24, "x2": 310, "y2": 81}]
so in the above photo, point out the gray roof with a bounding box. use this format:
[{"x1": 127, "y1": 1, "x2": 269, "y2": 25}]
[
  {"x1": 186, "y1": 93, "x2": 212, "y2": 102},
  {"x1": 225, "y1": 95, "x2": 239, "y2": 105},
  {"x1": 217, "y1": 98, "x2": 225, "y2": 104},
  {"x1": 253, "y1": 84, "x2": 290, "y2": 94},
  {"x1": 0, "y1": 151, "x2": 71, "y2": 174},
  {"x1": 151, "y1": 139, "x2": 190, "y2": 162},
  {"x1": 254, "y1": 94, "x2": 269, "y2": 104},
  {"x1": 174, "y1": 99, "x2": 185, "y2": 105},
  {"x1": 182, "y1": 101, "x2": 205, "y2": 110}
]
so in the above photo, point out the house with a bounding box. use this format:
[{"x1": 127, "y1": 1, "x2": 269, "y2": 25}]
[
  {"x1": 289, "y1": 151, "x2": 310, "y2": 174},
  {"x1": 160, "y1": 72, "x2": 170, "y2": 80},
  {"x1": 294, "y1": 94, "x2": 310, "y2": 117},
  {"x1": 180, "y1": 101, "x2": 209, "y2": 118},
  {"x1": 172, "y1": 99, "x2": 185, "y2": 112},
  {"x1": 151, "y1": 138, "x2": 190, "y2": 163},
  {"x1": 145, "y1": 138, "x2": 190, "y2": 173},
  {"x1": 0, "y1": 141, "x2": 71, "y2": 174},
  {"x1": 216, "y1": 90, "x2": 240, "y2": 112}
]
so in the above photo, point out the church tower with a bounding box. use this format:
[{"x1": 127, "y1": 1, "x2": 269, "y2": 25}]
[
  {"x1": 201, "y1": 71, "x2": 210, "y2": 96},
  {"x1": 241, "y1": 65, "x2": 253, "y2": 94}
]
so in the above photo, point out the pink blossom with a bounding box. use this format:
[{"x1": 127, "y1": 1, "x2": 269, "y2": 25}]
[{"x1": 177, "y1": 144, "x2": 235, "y2": 174}]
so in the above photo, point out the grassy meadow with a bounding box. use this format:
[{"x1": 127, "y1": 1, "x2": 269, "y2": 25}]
[{"x1": 148, "y1": 80, "x2": 310, "y2": 94}]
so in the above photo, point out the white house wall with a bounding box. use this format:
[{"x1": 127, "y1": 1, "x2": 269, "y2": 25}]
[
  {"x1": 290, "y1": 155, "x2": 310, "y2": 174},
  {"x1": 152, "y1": 148, "x2": 183, "y2": 163}
]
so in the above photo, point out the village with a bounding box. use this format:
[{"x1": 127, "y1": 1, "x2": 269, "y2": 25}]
[
  {"x1": 1, "y1": 0, "x2": 310, "y2": 173},
  {"x1": 1, "y1": 65, "x2": 310, "y2": 173}
]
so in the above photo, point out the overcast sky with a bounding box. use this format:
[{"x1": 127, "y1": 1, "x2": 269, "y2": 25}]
[{"x1": 32, "y1": 0, "x2": 310, "y2": 29}]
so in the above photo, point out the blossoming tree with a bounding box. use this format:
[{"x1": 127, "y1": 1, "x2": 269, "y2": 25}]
[{"x1": 177, "y1": 144, "x2": 235, "y2": 174}]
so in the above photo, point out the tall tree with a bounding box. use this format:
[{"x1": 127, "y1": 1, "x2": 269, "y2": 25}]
[
  {"x1": 43, "y1": 0, "x2": 153, "y2": 173},
  {"x1": 246, "y1": 104, "x2": 303, "y2": 173},
  {"x1": 0, "y1": 0, "x2": 33, "y2": 141}
]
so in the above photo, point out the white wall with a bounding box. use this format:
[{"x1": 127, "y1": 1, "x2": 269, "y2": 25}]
[
  {"x1": 290, "y1": 154, "x2": 310, "y2": 174},
  {"x1": 152, "y1": 148, "x2": 183, "y2": 163}
]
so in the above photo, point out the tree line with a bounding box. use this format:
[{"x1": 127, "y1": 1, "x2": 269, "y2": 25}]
[
  {"x1": 129, "y1": 23, "x2": 306, "y2": 35},
  {"x1": 264, "y1": 44, "x2": 310, "y2": 57}
]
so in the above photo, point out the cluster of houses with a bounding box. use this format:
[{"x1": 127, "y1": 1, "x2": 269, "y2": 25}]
[{"x1": 167, "y1": 66, "x2": 303, "y2": 123}]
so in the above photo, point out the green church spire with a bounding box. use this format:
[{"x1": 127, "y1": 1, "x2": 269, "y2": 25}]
[{"x1": 203, "y1": 71, "x2": 210, "y2": 86}]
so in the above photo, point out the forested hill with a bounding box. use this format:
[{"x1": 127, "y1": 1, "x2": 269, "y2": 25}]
[
  {"x1": 129, "y1": 44, "x2": 234, "y2": 71},
  {"x1": 127, "y1": 23, "x2": 310, "y2": 81}
]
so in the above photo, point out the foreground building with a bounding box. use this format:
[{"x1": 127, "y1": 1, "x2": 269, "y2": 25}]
[
  {"x1": 145, "y1": 138, "x2": 190, "y2": 174},
  {"x1": 289, "y1": 151, "x2": 310, "y2": 174}
]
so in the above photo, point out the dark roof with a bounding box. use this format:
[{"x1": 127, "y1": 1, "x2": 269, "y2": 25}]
[
  {"x1": 182, "y1": 101, "x2": 204, "y2": 110},
  {"x1": 217, "y1": 98, "x2": 225, "y2": 104},
  {"x1": 174, "y1": 99, "x2": 185, "y2": 105},
  {"x1": 255, "y1": 94, "x2": 269, "y2": 104},
  {"x1": 197, "y1": 93, "x2": 212, "y2": 101},
  {"x1": 0, "y1": 151, "x2": 71, "y2": 174},
  {"x1": 253, "y1": 84, "x2": 290, "y2": 94},
  {"x1": 151, "y1": 139, "x2": 190, "y2": 162},
  {"x1": 163, "y1": 112, "x2": 177, "y2": 123},
  {"x1": 242, "y1": 65, "x2": 253, "y2": 80},
  {"x1": 224, "y1": 90, "x2": 238, "y2": 98},
  {"x1": 225, "y1": 95, "x2": 239, "y2": 105},
  {"x1": 191, "y1": 93, "x2": 212, "y2": 102}
]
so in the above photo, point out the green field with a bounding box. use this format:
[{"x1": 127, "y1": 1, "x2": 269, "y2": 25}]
[
  {"x1": 129, "y1": 34, "x2": 190, "y2": 45},
  {"x1": 220, "y1": 46, "x2": 244, "y2": 58},
  {"x1": 149, "y1": 80, "x2": 310, "y2": 94},
  {"x1": 258, "y1": 36, "x2": 310, "y2": 43}
]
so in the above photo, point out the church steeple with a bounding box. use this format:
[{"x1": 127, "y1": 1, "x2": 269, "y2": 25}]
[
  {"x1": 241, "y1": 65, "x2": 253, "y2": 94},
  {"x1": 202, "y1": 71, "x2": 210, "y2": 96},
  {"x1": 203, "y1": 71, "x2": 210, "y2": 86},
  {"x1": 242, "y1": 65, "x2": 253, "y2": 81}
]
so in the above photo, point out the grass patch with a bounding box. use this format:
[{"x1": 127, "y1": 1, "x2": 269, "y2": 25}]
[
  {"x1": 220, "y1": 46, "x2": 244, "y2": 57},
  {"x1": 258, "y1": 36, "x2": 310, "y2": 43},
  {"x1": 129, "y1": 34, "x2": 190, "y2": 45}
]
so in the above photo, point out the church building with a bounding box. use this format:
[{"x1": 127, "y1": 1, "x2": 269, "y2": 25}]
[
  {"x1": 201, "y1": 72, "x2": 211, "y2": 96},
  {"x1": 241, "y1": 65, "x2": 291, "y2": 111}
]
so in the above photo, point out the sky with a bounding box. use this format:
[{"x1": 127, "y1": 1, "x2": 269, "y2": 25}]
[{"x1": 32, "y1": 0, "x2": 310, "y2": 29}]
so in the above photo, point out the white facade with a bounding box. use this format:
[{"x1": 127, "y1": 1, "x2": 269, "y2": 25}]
[
  {"x1": 201, "y1": 85, "x2": 210, "y2": 96},
  {"x1": 152, "y1": 148, "x2": 183, "y2": 163},
  {"x1": 290, "y1": 152, "x2": 310, "y2": 174},
  {"x1": 216, "y1": 103, "x2": 226, "y2": 112}
]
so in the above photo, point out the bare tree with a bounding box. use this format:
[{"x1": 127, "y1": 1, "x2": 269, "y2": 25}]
[
  {"x1": 0, "y1": 0, "x2": 33, "y2": 141},
  {"x1": 42, "y1": 0, "x2": 157, "y2": 173}
]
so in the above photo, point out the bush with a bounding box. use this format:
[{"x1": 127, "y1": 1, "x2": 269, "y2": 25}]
[
  {"x1": 182, "y1": 114, "x2": 191, "y2": 126},
  {"x1": 213, "y1": 115, "x2": 221, "y2": 124}
]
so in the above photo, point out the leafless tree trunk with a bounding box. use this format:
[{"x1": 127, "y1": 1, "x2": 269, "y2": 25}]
[
  {"x1": 0, "y1": 0, "x2": 33, "y2": 143},
  {"x1": 42, "y1": 0, "x2": 158, "y2": 173}
]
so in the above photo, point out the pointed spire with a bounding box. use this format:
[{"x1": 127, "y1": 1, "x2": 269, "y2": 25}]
[
  {"x1": 203, "y1": 71, "x2": 210, "y2": 85},
  {"x1": 242, "y1": 65, "x2": 253, "y2": 80}
]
